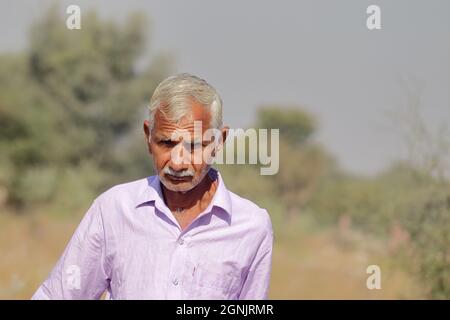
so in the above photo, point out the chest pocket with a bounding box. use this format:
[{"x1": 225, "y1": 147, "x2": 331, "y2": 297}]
[{"x1": 182, "y1": 260, "x2": 241, "y2": 299}]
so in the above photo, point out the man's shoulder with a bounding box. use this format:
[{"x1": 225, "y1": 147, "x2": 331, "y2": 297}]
[
  {"x1": 225, "y1": 189, "x2": 273, "y2": 247},
  {"x1": 226, "y1": 189, "x2": 272, "y2": 230},
  {"x1": 95, "y1": 176, "x2": 155, "y2": 204}
]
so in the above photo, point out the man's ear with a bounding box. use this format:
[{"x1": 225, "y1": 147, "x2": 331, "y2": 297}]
[
  {"x1": 221, "y1": 126, "x2": 229, "y2": 144},
  {"x1": 214, "y1": 126, "x2": 229, "y2": 154},
  {"x1": 143, "y1": 120, "x2": 153, "y2": 154}
]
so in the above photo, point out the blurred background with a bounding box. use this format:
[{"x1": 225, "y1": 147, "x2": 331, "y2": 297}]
[{"x1": 0, "y1": 0, "x2": 449, "y2": 299}]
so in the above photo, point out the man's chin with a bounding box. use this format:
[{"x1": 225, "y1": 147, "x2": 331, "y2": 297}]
[
  {"x1": 158, "y1": 167, "x2": 211, "y2": 193},
  {"x1": 160, "y1": 178, "x2": 196, "y2": 193}
]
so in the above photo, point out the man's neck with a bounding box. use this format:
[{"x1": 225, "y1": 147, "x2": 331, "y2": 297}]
[{"x1": 161, "y1": 171, "x2": 218, "y2": 213}]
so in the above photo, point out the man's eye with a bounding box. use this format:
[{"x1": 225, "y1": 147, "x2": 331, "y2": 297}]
[
  {"x1": 187, "y1": 142, "x2": 205, "y2": 149},
  {"x1": 159, "y1": 140, "x2": 176, "y2": 147}
]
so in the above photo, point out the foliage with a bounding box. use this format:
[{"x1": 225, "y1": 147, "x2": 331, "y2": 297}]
[{"x1": 0, "y1": 7, "x2": 171, "y2": 210}]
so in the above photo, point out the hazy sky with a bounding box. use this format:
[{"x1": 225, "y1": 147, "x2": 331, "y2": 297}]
[{"x1": 1, "y1": 0, "x2": 449, "y2": 176}]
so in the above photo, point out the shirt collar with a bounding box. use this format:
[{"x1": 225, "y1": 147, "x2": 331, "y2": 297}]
[{"x1": 135, "y1": 167, "x2": 232, "y2": 216}]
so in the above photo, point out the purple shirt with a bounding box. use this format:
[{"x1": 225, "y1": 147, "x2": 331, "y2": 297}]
[{"x1": 32, "y1": 169, "x2": 273, "y2": 300}]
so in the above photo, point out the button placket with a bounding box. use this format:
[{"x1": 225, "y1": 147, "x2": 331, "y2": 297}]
[{"x1": 166, "y1": 234, "x2": 189, "y2": 298}]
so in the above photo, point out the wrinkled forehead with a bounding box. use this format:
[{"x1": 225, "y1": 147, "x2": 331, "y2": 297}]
[{"x1": 152, "y1": 99, "x2": 212, "y2": 137}]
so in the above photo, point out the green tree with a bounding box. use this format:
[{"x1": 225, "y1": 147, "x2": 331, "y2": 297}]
[
  {"x1": 0, "y1": 6, "x2": 172, "y2": 211},
  {"x1": 257, "y1": 107, "x2": 332, "y2": 218}
]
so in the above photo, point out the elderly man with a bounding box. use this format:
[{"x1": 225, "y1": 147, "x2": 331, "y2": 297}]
[{"x1": 32, "y1": 73, "x2": 273, "y2": 300}]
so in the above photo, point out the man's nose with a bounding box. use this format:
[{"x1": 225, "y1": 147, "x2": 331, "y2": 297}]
[{"x1": 170, "y1": 143, "x2": 191, "y2": 170}]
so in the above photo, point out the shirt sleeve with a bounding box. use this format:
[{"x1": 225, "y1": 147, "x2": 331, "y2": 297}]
[
  {"x1": 31, "y1": 199, "x2": 110, "y2": 300},
  {"x1": 238, "y1": 211, "x2": 274, "y2": 300}
]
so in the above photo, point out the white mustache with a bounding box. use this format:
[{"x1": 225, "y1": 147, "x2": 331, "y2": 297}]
[{"x1": 162, "y1": 166, "x2": 195, "y2": 178}]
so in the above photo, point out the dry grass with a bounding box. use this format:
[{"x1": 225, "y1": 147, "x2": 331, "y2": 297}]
[
  {"x1": 0, "y1": 211, "x2": 77, "y2": 299},
  {"x1": 269, "y1": 218, "x2": 425, "y2": 299},
  {"x1": 0, "y1": 211, "x2": 425, "y2": 299}
]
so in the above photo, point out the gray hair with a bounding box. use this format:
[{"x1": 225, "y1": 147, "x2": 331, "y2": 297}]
[{"x1": 148, "y1": 73, "x2": 223, "y2": 131}]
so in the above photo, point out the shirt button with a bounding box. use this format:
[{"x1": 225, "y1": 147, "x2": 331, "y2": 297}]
[
  {"x1": 172, "y1": 278, "x2": 179, "y2": 286},
  {"x1": 178, "y1": 238, "x2": 184, "y2": 245}
]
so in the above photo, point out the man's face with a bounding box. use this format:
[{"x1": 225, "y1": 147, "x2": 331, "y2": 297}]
[{"x1": 144, "y1": 99, "x2": 224, "y2": 192}]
